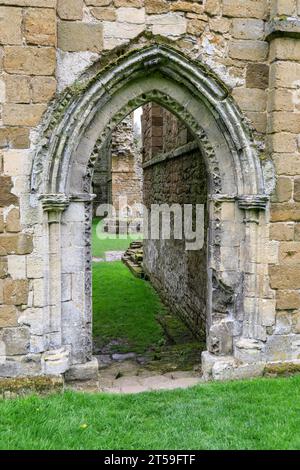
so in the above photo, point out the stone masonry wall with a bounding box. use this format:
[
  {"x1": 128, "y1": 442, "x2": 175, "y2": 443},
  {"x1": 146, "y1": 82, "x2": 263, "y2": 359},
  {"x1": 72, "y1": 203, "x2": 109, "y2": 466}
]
[
  {"x1": 93, "y1": 114, "x2": 143, "y2": 217},
  {"x1": 142, "y1": 105, "x2": 208, "y2": 338},
  {"x1": 0, "y1": 0, "x2": 300, "y2": 377},
  {"x1": 143, "y1": 144, "x2": 208, "y2": 339}
]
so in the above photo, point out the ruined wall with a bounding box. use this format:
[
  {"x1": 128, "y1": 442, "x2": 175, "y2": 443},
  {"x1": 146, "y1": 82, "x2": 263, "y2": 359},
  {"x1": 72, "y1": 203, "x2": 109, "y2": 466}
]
[
  {"x1": 93, "y1": 114, "x2": 143, "y2": 217},
  {"x1": 142, "y1": 105, "x2": 208, "y2": 338},
  {"x1": 0, "y1": 0, "x2": 300, "y2": 379}
]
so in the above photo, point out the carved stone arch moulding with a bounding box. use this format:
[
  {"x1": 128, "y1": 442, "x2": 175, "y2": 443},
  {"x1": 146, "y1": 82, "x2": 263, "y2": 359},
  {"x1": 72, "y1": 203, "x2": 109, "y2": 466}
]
[
  {"x1": 31, "y1": 44, "x2": 267, "y2": 205},
  {"x1": 28, "y1": 44, "x2": 273, "y2": 381}
]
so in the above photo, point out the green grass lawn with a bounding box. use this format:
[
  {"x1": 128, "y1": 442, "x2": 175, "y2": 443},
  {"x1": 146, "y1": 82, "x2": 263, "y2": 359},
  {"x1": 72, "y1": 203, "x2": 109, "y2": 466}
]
[
  {"x1": 1, "y1": 376, "x2": 300, "y2": 450},
  {"x1": 92, "y1": 218, "x2": 142, "y2": 259},
  {"x1": 93, "y1": 261, "x2": 166, "y2": 353}
]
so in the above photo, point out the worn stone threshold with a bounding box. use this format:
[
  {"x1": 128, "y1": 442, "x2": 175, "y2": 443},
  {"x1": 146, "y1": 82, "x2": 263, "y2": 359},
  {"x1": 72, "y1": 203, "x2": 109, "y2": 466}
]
[{"x1": 66, "y1": 370, "x2": 203, "y2": 394}]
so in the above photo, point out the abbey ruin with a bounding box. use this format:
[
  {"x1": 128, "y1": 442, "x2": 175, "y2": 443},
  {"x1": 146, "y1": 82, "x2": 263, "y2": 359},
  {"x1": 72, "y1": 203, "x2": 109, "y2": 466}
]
[{"x1": 1, "y1": 0, "x2": 300, "y2": 383}]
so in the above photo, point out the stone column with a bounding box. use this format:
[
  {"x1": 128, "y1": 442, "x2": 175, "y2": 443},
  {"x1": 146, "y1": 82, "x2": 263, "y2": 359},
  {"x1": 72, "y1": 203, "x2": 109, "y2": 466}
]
[
  {"x1": 40, "y1": 194, "x2": 69, "y2": 355},
  {"x1": 235, "y1": 195, "x2": 271, "y2": 362}
]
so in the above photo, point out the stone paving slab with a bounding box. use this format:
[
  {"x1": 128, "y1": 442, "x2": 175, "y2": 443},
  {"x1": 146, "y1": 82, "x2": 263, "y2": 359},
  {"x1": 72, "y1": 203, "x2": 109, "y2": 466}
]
[{"x1": 67, "y1": 370, "x2": 203, "y2": 394}]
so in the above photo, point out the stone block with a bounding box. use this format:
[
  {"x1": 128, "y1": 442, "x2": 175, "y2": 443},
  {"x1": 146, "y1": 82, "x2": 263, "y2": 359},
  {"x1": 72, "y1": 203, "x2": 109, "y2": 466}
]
[
  {"x1": 4, "y1": 75, "x2": 31, "y2": 104},
  {"x1": 31, "y1": 77, "x2": 56, "y2": 103},
  {"x1": 269, "y1": 62, "x2": 300, "y2": 90},
  {"x1": 0, "y1": 306, "x2": 18, "y2": 328},
  {"x1": 145, "y1": 0, "x2": 169, "y2": 14},
  {"x1": 208, "y1": 319, "x2": 234, "y2": 355},
  {"x1": 7, "y1": 255, "x2": 26, "y2": 280},
  {"x1": 271, "y1": 203, "x2": 300, "y2": 223},
  {"x1": 212, "y1": 361, "x2": 265, "y2": 381},
  {"x1": 234, "y1": 337, "x2": 263, "y2": 363},
  {"x1": 268, "y1": 89, "x2": 295, "y2": 113},
  {"x1": 4, "y1": 46, "x2": 56, "y2": 76},
  {"x1": 223, "y1": 0, "x2": 268, "y2": 19},
  {"x1": 32, "y1": 278, "x2": 44, "y2": 307},
  {"x1": 271, "y1": 0, "x2": 296, "y2": 16},
  {"x1": 0, "y1": 1, "x2": 56, "y2": 6},
  {"x1": 3, "y1": 104, "x2": 46, "y2": 127},
  {"x1": 26, "y1": 254, "x2": 44, "y2": 279},
  {"x1": 187, "y1": 18, "x2": 206, "y2": 36},
  {"x1": 295, "y1": 224, "x2": 300, "y2": 241},
  {"x1": 264, "y1": 335, "x2": 293, "y2": 362},
  {"x1": 3, "y1": 149, "x2": 30, "y2": 177},
  {"x1": 268, "y1": 112, "x2": 300, "y2": 134},
  {"x1": 0, "y1": 177, "x2": 18, "y2": 206},
  {"x1": 116, "y1": 7, "x2": 145, "y2": 23},
  {"x1": 0, "y1": 258, "x2": 7, "y2": 279},
  {"x1": 273, "y1": 153, "x2": 300, "y2": 177},
  {"x1": 170, "y1": 1, "x2": 203, "y2": 14},
  {"x1": 0, "y1": 354, "x2": 42, "y2": 378},
  {"x1": 0, "y1": 128, "x2": 30, "y2": 150},
  {"x1": 270, "y1": 265, "x2": 300, "y2": 289},
  {"x1": 270, "y1": 38, "x2": 300, "y2": 62},
  {"x1": 6, "y1": 207, "x2": 21, "y2": 233},
  {"x1": 275, "y1": 311, "x2": 292, "y2": 335},
  {"x1": 57, "y1": 0, "x2": 83, "y2": 20},
  {"x1": 260, "y1": 299, "x2": 276, "y2": 327},
  {"x1": 58, "y1": 22, "x2": 103, "y2": 53},
  {"x1": 270, "y1": 223, "x2": 294, "y2": 241},
  {"x1": 18, "y1": 308, "x2": 44, "y2": 336},
  {"x1": 103, "y1": 21, "x2": 144, "y2": 40},
  {"x1": 292, "y1": 312, "x2": 300, "y2": 334},
  {"x1": 209, "y1": 18, "x2": 230, "y2": 34},
  {"x1": 42, "y1": 348, "x2": 70, "y2": 375},
  {"x1": 62, "y1": 273, "x2": 72, "y2": 302},
  {"x1": 148, "y1": 12, "x2": 187, "y2": 36},
  {"x1": 201, "y1": 351, "x2": 235, "y2": 379},
  {"x1": 0, "y1": 327, "x2": 30, "y2": 355},
  {"x1": 246, "y1": 63, "x2": 269, "y2": 89},
  {"x1": 3, "y1": 279, "x2": 29, "y2": 306},
  {"x1": 0, "y1": 7, "x2": 22, "y2": 45},
  {"x1": 279, "y1": 242, "x2": 300, "y2": 265},
  {"x1": 232, "y1": 88, "x2": 266, "y2": 112},
  {"x1": 271, "y1": 177, "x2": 293, "y2": 203},
  {"x1": 294, "y1": 178, "x2": 300, "y2": 202},
  {"x1": 24, "y1": 8, "x2": 56, "y2": 46},
  {"x1": 232, "y1": 19, "x2": 264, "y2": 40},
  {"x1": 228, "y1": 40, "x2": 268, "y2": 61},
  {"x1": 64, "y1": 357, "x2": 99, "y2": 381},
  {"x1": 85, "y1": 0, "x2": 112, "y2": 4},
  {"x1": 204, "y1": 0, "x2": 221, "y2": 15},
  {"x1": 91, "y1": 7, "x2": 116, "y2": 21}
]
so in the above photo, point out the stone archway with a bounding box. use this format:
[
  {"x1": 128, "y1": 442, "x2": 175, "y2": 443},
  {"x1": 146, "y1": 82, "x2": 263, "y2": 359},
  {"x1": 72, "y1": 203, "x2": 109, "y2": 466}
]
[{"x1": 31, "y1": 44, "x2": 269, "y2": 379}]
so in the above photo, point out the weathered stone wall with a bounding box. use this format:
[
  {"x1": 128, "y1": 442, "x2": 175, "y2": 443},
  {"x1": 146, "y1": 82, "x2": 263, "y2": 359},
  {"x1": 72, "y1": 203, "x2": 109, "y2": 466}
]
[
  {"x1": 142, "y1": 103, "x2": 207, "y2": 337},
  {"x1": 143, "y1": 143, "x2": 208, "y2": 338},
  {"x1": 0, "y1": 0, "x2": 300, "y2": 380},
  {"x1": 93, "y1": 114, "x2": 143, "y2": 216}
]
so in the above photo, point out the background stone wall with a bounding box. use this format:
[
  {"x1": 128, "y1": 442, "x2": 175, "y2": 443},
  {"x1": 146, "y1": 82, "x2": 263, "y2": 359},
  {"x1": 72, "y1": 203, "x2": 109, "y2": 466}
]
[
  {"x1": 142, "y1": 104, "x2": 208, "y2": 338},
  {"x1": 93, "y1": 113, "x2": 143, "y2": 217}
]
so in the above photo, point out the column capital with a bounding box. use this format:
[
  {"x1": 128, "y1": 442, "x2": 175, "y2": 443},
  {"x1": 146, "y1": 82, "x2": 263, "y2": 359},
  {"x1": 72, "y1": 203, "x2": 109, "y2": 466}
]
[
  {"x1": 238, "y1": 195, "x2": 269, "y2": 211},
  {"x1": 40, "y1": 194, "x2": 70, "y2": 213}
]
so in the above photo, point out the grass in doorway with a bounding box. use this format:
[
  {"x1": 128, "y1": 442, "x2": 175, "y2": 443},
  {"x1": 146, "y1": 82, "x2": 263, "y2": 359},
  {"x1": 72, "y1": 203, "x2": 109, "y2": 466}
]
[{"x1": 92, "y1": 261, "x2": 166, "y2": 354}]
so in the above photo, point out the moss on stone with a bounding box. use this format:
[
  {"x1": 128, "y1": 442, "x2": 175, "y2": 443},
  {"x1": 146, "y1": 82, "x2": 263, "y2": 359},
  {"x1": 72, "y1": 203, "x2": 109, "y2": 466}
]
[
  {"x1": 0, "y1": 376, "x2": 64, "y2": 397},
  {"x1": 264, "y1": 362, "x2": 300, "y2": 377}
]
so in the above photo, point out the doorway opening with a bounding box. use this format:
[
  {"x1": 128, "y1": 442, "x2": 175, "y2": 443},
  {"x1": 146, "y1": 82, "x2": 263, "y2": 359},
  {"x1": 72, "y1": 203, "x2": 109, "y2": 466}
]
[{"x1": 90, "y1": 103, "x2": 208, "y2": 390}]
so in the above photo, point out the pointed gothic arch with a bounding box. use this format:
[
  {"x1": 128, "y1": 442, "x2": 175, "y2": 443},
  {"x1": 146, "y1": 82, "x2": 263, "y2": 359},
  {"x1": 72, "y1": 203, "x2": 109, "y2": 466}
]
[{"x1": 30, "y1": 44, "x2": 270, "y2": 377}]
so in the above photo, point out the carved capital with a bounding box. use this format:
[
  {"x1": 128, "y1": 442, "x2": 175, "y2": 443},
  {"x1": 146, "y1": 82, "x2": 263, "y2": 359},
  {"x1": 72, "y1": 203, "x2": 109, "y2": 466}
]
[
  {"x1": 40, "y1": 194, "x2": 70, "y2": 213},
  {"x1": 238, "y1": 195, "x2": 269, "y2": 211}
]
